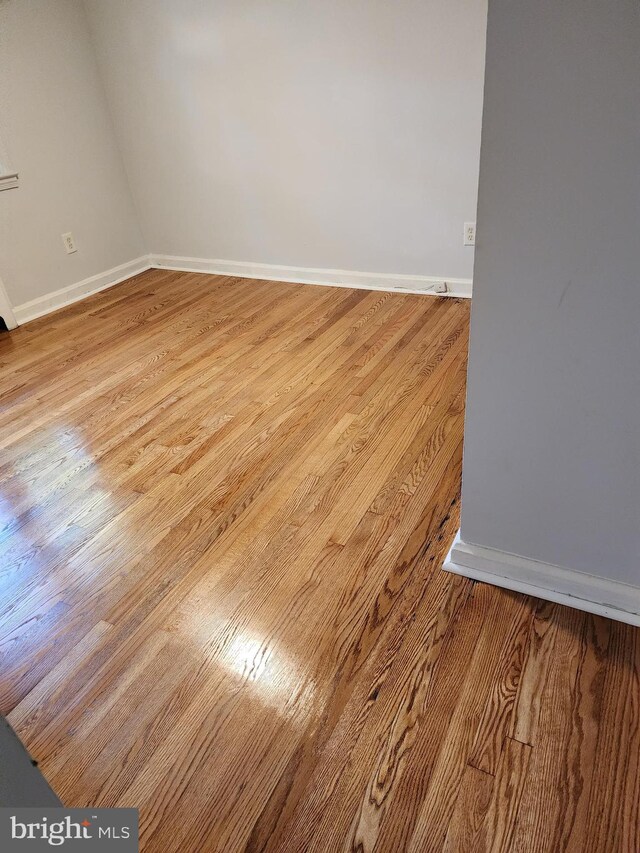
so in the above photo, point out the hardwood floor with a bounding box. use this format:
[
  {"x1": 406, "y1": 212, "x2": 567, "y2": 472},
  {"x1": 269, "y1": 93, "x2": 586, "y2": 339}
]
[{"x1": 0, "y1": 270, "x2": 638, "y2": 852}]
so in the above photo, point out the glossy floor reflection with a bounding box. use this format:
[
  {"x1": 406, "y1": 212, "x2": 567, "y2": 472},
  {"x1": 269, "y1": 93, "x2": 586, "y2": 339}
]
[{"x1": 1, "y1": 272, "x2": 637, "y2": 852}]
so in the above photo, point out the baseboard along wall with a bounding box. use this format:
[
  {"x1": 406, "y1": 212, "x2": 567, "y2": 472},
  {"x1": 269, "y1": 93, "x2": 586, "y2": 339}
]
[
  {"x1": 444, "y1": 532, "x2": 640, "y2": 627},
  {"x1": 10, "y1": 254, "x2": 472, "y2": 326},
  {"x1": 13, "y1": 256, "x2": 152, "y2": 324},
  {"x1": 150, "y1": 255, "x2": 473, "y2": 299}
]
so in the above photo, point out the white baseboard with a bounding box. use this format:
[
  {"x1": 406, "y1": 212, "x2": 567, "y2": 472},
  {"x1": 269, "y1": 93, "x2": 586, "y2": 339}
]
[
  {"x1": 10, "y1": 253, "x2": 471, "y2": 327},
  {"x1": 13, "y1": 255, "x2": 152, "y2": 325},
  {"x1": 444, "y1": 532, "x2": 640, "y2": 626},
  {"x1": 150, "y1": 255, "x2": 473, "y2": 299}
]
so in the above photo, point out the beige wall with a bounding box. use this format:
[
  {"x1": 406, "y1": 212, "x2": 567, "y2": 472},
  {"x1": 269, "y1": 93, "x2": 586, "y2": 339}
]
[
  {"x1": 84, "y1": 0, "x2": 487, "y2": 281},
  {"x1": 0, "y1": 0, "x2": 144, "y2": 306}
]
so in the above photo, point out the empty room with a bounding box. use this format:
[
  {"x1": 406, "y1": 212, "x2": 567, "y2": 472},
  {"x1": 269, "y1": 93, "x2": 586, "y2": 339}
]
[{"x1": 0, "y1": 1, "x2": 638, "y2": 850}]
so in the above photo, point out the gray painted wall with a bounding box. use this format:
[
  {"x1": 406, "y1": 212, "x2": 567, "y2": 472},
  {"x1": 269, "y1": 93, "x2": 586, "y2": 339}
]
[
  {"x1": 84, "y1": 0, "x2": 487, "y2": 281},
  {"x1": 461, "y1": 0, "x2": 640, "y2": 585}
]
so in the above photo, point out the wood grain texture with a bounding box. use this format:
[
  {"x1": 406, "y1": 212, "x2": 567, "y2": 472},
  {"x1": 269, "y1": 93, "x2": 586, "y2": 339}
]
[{"x1": 0, "y1": 270, "x2": 638, "y2": 852}]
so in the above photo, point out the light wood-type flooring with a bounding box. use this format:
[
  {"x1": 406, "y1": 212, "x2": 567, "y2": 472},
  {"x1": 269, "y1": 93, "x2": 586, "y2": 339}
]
[{"x1": 0, "y1": 271, "x2": 638, "y2": 851}]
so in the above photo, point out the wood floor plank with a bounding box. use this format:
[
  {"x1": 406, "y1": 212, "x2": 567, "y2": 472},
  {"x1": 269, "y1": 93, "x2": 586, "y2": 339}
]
[
  {"x1": 403, "y1": 591, "x2": 534, "y2": 853},
  {"x1": 475, "y1": 737, "x2": 532, "y2": 853},
  {"x1": 442, "y1": 765, "x2": 494, "y2": 852},
  {"x1": 467, "y1": 597, "x2": 533, "y2": 775},
  {"x1": 509, "y1": 605, "x2": 590, "y2": 852},
  {"x1": 0, "y1": 272, "x2": 637, "y2": 852}
]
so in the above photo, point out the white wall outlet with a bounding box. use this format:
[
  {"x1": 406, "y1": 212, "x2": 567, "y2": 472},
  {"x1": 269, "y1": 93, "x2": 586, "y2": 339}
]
[
  {"x1": 62, "y1": 232, "x2": 77, "y2": 254},
  {"x1": 464, "y1": 222, "x2": 476, "y2": 246},
  {"x1": 433, "y1": 281, "x2": 448, "y2": 294}
]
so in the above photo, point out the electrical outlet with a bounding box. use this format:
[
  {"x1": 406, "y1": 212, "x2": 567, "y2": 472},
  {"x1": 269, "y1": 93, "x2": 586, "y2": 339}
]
[
  {"x1": 62, "y1": 232, "x2": 77, "y2": 254},
  {"x1": 433, "y1": 281, "x2": 448, "y2": 294},
  {"x1": 464, "y1": 222, "x2": 476, "y2": 246}
]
